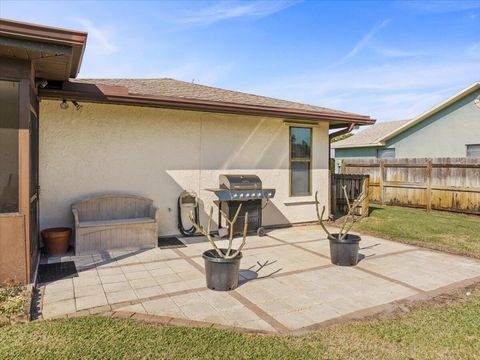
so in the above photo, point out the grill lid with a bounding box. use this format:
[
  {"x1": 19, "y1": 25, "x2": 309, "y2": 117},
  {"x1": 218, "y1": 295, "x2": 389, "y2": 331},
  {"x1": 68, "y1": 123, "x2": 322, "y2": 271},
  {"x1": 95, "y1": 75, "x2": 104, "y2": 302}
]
[{"x1": 219, "y1": 174, "x2": 262, "y2": 190}]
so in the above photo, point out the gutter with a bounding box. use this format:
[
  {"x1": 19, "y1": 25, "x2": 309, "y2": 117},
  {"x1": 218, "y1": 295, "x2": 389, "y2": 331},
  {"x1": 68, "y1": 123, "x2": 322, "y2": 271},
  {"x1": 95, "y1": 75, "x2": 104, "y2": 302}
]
[
  {"x1": 0, "y1": 18, "x2": 88, "y2": 44},
  {"x1": 39, "y1": 86, "x2": 375, "y2": 126}
]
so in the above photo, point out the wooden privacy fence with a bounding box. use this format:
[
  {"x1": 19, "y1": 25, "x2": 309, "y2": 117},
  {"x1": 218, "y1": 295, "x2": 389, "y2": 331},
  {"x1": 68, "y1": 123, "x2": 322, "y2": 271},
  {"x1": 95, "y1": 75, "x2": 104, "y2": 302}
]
[
  {"x1": 331, "y1": 174, "x2": 370, "y2": 217},
  {"x1": 340, "y1": 158, "x2": 480, "y2": 215}
]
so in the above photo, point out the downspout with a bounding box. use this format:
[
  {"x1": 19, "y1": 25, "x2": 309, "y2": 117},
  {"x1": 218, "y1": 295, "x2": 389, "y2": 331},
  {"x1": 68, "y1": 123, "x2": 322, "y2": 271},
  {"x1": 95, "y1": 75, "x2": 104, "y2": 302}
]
[
  {"x1": 328, "y1": 123, "x2": 356, "y2": 173},
  {"x1": 329, "y1": 123, "x2": 357, "y2": 140},
  {"x1": 327, "y1": 123, "x2": 356, "y2": 219}
]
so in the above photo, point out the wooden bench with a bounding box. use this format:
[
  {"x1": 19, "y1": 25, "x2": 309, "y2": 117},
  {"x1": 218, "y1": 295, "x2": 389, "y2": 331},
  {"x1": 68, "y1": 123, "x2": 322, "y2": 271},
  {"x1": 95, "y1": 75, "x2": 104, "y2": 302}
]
[{"x1": 72, "y1": 194, "x2": 159, "y2": 255}]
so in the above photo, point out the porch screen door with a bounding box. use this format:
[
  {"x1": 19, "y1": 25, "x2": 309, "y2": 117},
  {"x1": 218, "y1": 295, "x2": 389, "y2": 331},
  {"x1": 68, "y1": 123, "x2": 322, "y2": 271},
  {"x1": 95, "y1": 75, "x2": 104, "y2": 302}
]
[{"x1": 29, "y1": 110, "x2": 39, "y2": 261}]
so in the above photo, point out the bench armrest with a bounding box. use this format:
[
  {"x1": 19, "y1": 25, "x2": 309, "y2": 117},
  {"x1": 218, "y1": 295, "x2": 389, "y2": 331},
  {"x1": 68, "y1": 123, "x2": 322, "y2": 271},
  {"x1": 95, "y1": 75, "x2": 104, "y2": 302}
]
[
  {"x1": 72, "y1": 208, "x2": 80, "y2": 227},
  {"x1": 149, "y1": 205, "x2": 159, "y2": 222}
]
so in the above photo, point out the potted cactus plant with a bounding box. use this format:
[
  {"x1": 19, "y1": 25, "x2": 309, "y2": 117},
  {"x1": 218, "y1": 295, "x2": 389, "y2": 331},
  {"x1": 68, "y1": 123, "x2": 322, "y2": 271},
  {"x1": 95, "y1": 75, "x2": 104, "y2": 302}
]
[
  {"x1": 315, "y1": 186, "x2": 367, "y2": 266},
  {"x1": 189, "y1": 205, "x2": 248, "y2": 291}
]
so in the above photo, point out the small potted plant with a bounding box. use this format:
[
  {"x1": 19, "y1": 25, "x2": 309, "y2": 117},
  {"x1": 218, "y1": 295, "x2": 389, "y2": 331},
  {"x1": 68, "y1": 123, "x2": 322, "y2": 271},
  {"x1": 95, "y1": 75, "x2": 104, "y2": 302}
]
[
  {"x1": 315, "y1": 186, "x2": 367, "y2": 266},
  {"x1": 189, "y1": 205, "x2": 248, "y2": 291}
]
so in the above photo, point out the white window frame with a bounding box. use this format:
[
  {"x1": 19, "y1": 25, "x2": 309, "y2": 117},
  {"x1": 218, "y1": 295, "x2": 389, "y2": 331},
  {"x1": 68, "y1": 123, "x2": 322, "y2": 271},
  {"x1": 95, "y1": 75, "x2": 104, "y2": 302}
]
[
  {"x1": 289, "y1": 126, "x2": 312, "y2": 197},
  {"x1": 466, "y1": 144, "x2": 480, "y2": 158}
]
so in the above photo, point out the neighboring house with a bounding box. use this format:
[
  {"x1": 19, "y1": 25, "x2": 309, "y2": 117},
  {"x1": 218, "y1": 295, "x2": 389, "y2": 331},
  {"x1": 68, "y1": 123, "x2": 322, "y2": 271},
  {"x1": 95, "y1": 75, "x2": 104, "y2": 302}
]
[
  {"x1": 0, "y1": 19, "x2": 373, "y2": 283},
  {"x1": 333, "y1": 82, "x2": 480, "y2": 171}
]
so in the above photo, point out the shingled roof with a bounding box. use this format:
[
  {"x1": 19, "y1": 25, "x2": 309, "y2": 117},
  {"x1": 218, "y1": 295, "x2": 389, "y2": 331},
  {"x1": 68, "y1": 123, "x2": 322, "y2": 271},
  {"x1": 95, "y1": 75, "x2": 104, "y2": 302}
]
[
  {"x1": 332, "y1": 119, "x2": 409, "y2": 148},
  {"x1": 74, "y1": 78, "x2": 361, "y2": 117}
]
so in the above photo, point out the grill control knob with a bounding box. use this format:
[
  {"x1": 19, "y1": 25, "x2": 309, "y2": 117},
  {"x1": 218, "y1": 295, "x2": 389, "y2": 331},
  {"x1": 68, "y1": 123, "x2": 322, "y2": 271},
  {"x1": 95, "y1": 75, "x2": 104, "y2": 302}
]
[
  {"x1": 257, "y1": 192, "x2": 261, "y2": 197},
  {"x1": 245, "y1": 193, "x2": 250, "y2": 197},
  {"x1": 239, "y1": 193, "x2": 244, "y2": 198},
  {"x1": 268, "y1": 192, "x2": 272, "y2": 197},
  {"x1": 233, "y1": 193, "x2": 238, "y2": 198}
]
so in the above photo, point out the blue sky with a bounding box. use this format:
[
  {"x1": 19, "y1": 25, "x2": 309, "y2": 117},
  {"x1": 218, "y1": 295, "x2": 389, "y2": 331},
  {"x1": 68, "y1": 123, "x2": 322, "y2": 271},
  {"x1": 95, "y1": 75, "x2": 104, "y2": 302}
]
[{"x1": 1, "y1": 0, "x2": 479, "y2": 121}]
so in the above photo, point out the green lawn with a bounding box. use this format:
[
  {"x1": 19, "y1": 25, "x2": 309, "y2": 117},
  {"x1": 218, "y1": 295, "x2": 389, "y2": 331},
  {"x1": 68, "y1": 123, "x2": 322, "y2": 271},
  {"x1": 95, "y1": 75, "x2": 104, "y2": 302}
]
[
  {"x1": 355, "y1": 205, "x2": 480, "y2": 258},
  {"x1": 1, "y1": 286, "x2": 480, "y2": 359}
]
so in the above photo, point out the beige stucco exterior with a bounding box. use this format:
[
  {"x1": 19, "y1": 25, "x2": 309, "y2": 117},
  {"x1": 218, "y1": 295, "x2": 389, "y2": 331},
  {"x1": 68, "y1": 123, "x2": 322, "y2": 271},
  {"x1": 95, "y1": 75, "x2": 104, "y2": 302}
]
[{"x1": 39, "y1": 100, "x2": 330, "y2": 236}]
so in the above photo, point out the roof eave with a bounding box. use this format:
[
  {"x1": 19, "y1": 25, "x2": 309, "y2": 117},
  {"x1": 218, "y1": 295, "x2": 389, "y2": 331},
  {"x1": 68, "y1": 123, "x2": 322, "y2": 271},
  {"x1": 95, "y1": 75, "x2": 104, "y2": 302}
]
[
  {"x1": 39, "y1": 85, "x2": 375, "y2": 125},
  {"x1": 0, "y1": 18, "x2": 88, "y2": 78}
]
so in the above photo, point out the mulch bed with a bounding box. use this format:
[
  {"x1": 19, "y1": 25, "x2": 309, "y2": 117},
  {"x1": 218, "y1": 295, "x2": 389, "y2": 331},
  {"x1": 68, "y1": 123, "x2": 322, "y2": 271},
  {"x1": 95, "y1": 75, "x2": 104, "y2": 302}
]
[{"x1": 0, "y1": 282, "x2": 31, "y2": 326}]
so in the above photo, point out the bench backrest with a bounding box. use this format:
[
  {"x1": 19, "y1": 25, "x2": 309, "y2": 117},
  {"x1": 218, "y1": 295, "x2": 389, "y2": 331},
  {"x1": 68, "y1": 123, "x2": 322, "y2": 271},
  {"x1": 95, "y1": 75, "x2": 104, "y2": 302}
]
[{"x1": 72, "y1": 194, "x2": 153, "y2": 221}]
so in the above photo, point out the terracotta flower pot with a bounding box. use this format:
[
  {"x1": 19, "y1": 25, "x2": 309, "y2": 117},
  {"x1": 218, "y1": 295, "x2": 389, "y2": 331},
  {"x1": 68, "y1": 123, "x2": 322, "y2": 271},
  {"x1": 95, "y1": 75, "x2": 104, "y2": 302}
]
[{"x1": 41, "y1": 227, "x2": 71, "y2": 256}]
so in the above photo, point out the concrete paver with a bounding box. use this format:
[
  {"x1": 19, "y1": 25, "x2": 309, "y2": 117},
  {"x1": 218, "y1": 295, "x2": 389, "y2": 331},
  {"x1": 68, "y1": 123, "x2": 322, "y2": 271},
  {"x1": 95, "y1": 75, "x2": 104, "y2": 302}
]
[
  {"x1": 76, "y1": 293, "x2": 108, "y2": 311},
  {"x1": 103, "y1": 282, "x2": 133, "y2": 293},
  {"x1": 358, "y1": 250, "x2": 480, "y2": 291},
  {"x1": 42, "y1": 298, "x2": 76, "y2": 319},
  {"x1": 106, "y1": 289, "x2": 138, "y2": 304},
  {"x1": 134, "y1": 286, "x2": 165, "y2": 298}
]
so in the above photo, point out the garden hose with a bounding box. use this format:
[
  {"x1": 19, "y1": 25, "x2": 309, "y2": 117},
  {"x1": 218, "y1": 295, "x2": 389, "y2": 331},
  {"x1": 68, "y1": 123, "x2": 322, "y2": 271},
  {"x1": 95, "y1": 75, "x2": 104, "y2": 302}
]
[{"x1": 177, "y1": 193, "x2": 199, "y2": 237}]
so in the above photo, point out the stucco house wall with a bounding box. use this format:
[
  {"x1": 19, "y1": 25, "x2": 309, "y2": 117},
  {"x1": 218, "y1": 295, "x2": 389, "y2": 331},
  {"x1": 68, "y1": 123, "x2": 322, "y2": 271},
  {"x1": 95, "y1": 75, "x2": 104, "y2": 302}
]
[
  {"x1": 39, "y1": 100, "x2": 330, "y2": 236},
  {"x1": 335, "y1": 88, "x2": 480, "y2": 170}
]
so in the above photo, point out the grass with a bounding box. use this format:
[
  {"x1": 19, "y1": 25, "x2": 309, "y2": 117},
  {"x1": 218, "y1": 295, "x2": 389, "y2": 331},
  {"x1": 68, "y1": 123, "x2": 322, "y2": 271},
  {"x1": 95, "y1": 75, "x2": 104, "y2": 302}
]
[
  {"x1": 354, "y1": 205, "x2": 480, "y2": 258},
  {"x1": 0, "y1": 286, "x2": 480, "y2": 359}
]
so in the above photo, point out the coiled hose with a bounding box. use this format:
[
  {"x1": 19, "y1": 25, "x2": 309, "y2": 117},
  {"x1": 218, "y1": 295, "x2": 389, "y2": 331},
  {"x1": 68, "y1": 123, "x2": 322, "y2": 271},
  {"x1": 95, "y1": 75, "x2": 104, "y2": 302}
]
[{"x1": 177, "y1": 195, "x2": 199, "y2": 237}]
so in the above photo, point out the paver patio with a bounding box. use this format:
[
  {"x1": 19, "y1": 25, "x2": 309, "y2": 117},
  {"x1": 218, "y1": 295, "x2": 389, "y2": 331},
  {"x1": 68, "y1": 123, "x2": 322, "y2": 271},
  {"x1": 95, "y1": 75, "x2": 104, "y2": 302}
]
[{"x1": 38, "y1": 225, "x2": 480, "y2": 333}]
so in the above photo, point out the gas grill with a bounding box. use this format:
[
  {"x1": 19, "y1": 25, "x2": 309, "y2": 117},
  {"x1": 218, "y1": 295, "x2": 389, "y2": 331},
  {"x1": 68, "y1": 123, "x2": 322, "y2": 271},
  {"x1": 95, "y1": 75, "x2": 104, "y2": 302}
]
[{"x1": 207, "y1": 175, "x2": 275, "y2": 236}]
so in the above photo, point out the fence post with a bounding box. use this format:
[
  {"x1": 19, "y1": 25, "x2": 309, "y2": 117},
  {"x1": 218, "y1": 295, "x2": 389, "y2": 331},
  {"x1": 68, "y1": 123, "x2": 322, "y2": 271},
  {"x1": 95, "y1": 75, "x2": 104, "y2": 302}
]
[
  {"x1": 426, "y1": 159, "x2": 432, "y2": 212},
  {"x1": 340, "y1": 160, "x2": 346, "y2": 174},
  {"x1": 362, "y1": 176, "x2": 370, "y2": 217},
  {"x1": 379, "y1": 160, "x2": 385, "y2": 205},
  {"x1": 331, "y1": 175, "x2": 337, "y2": 216}
]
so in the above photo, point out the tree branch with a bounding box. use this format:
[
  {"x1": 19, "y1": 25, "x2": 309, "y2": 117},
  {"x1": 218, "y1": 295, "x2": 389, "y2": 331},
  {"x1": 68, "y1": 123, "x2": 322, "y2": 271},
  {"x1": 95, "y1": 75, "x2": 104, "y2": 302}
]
[{"x1": 315, "y1": 191, "x2": 334, "y2": 240}]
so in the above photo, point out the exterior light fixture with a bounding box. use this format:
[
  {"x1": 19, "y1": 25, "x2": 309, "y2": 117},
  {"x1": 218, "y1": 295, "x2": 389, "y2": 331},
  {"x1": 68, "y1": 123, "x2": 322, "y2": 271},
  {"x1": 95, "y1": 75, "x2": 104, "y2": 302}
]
[
  {"x1": 60, "y1": 99, "x2": 69, "y2": 110},
  {"x1": 72, "y1": 100, "x2": 82, "y2": 111},
  {"x1": 475, "y1": 95, "x2": 480, "y2": 109},
  {"x1": 37, "y1": 79, "x2": 48, "y2": 88}
]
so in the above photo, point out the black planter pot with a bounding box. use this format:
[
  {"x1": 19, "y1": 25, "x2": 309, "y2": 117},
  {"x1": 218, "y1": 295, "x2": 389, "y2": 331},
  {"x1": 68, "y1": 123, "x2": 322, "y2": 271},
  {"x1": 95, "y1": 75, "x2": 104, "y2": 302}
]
[
  {"x1": 202, "y1": 249, "x2": 243, "y2": 291},
  {"x1": 329, "y1": 234, "x2": 361, "y2": 266}
]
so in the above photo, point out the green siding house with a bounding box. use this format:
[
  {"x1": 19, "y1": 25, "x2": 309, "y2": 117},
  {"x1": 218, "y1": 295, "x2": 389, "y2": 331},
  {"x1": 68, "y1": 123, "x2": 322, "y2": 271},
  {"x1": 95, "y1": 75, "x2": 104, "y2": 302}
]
[{"x1": 333, "y1": 82, "x2": 480, "y2": 172}]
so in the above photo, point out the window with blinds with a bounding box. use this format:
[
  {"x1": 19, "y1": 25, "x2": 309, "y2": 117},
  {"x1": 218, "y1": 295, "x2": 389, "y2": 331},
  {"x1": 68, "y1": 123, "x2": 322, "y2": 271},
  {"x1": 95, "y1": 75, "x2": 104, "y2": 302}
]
[
  {"x1": 467, "y1": 144, "x2": 480, "y2": 158},
  {"x1": 290, "y1": 127, "x2": 312, "y2": 196}
]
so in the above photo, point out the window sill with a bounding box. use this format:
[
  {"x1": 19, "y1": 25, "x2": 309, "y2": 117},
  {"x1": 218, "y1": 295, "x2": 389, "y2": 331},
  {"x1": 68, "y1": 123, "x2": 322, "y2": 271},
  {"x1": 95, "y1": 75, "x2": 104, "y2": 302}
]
[{"x1": 284, "y1": 199, "x2": 317, "y2": 206}]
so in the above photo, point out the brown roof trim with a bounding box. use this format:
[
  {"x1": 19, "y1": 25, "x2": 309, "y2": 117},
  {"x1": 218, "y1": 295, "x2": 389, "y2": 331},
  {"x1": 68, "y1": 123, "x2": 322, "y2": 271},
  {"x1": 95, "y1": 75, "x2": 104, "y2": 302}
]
[
  {"x1": 39, "y1": 83, "x2": 375, "y2": 126},
  {"x1": 0, "y1": 18, "x2": 88, "y2": 78}
]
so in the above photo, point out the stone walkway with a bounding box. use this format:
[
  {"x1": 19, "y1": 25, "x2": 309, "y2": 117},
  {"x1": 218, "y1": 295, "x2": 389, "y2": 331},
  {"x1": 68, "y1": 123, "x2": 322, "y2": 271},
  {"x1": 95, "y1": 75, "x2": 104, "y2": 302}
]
[{"x1": 38, "y1": 225, "x2": 480, "y2": 333}]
